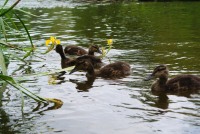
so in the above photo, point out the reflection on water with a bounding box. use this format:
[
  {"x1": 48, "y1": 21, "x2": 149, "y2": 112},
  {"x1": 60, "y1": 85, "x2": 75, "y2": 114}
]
[
  {"x1": 69, "y1": 77, "x2": 95, "y2": 92},
  {"x1": 1, "y1": 1, "x2": 200, "y2": 134}
]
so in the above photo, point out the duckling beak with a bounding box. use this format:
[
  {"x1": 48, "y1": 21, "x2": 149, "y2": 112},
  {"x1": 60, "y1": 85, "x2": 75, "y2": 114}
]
[
  {"x1": 144, "y1": 74, "x2": 154, "y2": 81},
  {"x1": 98, "y1": 49, "x2": 102, "y2": 54},
  {"x1": 69, "y1": 68, "x2": 77, "y2": 74}
]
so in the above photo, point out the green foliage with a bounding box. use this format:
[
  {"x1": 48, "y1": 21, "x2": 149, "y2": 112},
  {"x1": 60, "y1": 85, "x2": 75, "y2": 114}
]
[
  {"x1": 0, "y1": 74, "x2": 48, "y2": 103},
  {"x1": 0, "y1": 0, "x2": 60, "y2": 106}
]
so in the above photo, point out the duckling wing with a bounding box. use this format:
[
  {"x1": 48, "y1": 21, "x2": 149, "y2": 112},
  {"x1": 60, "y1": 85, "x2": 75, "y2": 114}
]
[
  {"x1": 167, "y1": 75, "x2": 200, "y2": 91},
  {"x1": 99, "y1": 62, "x2": 131, "y2": 78},
  {"x1": 61, "y1": 59, "x2": 76, "y2": 68},
  {"x1": 76, "y1": 55, "x2": 103, "y2": 69}
]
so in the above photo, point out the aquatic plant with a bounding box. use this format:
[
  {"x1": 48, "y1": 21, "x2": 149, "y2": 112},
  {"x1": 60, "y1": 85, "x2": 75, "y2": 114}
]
[
  {"x1": 101, "y1": 39, "x2": 114, "y2": 62},
  {"x1": 44, "y1": 36, "x2": 61, "y2": 54},
  {"x1": 0, "y1": 0, "x2": 62, "y2": 107}
]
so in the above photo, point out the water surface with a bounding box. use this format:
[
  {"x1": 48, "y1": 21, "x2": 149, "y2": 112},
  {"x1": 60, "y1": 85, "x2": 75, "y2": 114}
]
[{"x1": 1, "y1": 1, "x2": 200, "y2": 134}]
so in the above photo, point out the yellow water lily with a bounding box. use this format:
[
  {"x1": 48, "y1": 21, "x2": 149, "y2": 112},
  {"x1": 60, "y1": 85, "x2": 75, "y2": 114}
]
[
  {"x1": 107, "y1": 39, "x2": 113, "y2": 46},
  {"x1": 43, "y1": 36, "x2": 61, "y2": 54},
  {"x1": 45, "y1": 36, "x2": 60, "y2": 46}
]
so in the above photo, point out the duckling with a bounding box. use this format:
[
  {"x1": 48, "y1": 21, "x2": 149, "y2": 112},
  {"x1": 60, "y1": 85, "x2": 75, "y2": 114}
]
[
  {"x1": 145, "y1": 65, "x2": 200, "y2": 93},
  {"x1": 55, "y1": 44, "x2": 76, "y2": 69},
  {"x1": 76, "y1": 55, "x2": 104, "y2": 69},
  {"x1": 64, "y1": 44, "x2": 102, "y2": 56},
  {"x1": 56, "y1": 44, "x2": 104, "y2": 69},
  {"x1": 69, "y1": 59, "x2": 131, "y2": 79}
]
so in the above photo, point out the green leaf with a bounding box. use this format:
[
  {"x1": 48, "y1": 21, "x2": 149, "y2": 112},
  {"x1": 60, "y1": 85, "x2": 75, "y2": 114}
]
[
  {"x1": 23, "y1": 50, "x2": 32, "y2": 59},
  {"x1": 0, "y1": 49, "x2": 7, "y2": 75},
  {"x1": 0, "y1": 0, "x2": 21, "y2": 17},
  {"x1": 0, "y1": 74, "x2": 48, "y2": 104},
  {"x1": 16, "y1": 9, "x2": 38, "y2": 17},
  {"x1": 2, "y1": 0, "x2": 9, "y2": 7},
  {"x1": 14, "y1": 12, "x2": 34, "y2": 49},
  {"x1": 42, "y1": 43, "x2": 55, "y2": 54},
  {"x1": 0, "y1": 17, "x2": 7, "y2": 40},
  {"x1": 0, "y1": 74, "x2": 16, "y2": 84}
]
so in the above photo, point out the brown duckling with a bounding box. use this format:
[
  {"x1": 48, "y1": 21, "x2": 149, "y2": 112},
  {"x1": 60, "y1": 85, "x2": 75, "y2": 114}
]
[
  {"x1": 64, "y1": 44, "x2": 102, "y2": 56},
  {"x1": 55, "y1": 44, "x2": 76, "y2": 69},
  {"x1": 69, "y1": 59, "x2": 131, "y2": 79},
  {"x1": 76, "y1": 55, "x2": 104, "y2": 69},
  {"x1": 56, "y1": 44, "x2": 104, "y2": 69},
  {"x1": 145, "y1": 65, "x2": 200, "y2": 93}
]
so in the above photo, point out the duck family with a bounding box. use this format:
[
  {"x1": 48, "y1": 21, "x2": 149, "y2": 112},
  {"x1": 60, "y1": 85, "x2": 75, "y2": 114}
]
[
  {"x1": 55, "y1": 44, "x2": 131, "y2": 79},
  {"x1": 55, "y1": 44, "x2": 104, "y2": 69},
  {"x1": 55, "y1": 44, "x2": 200, "y2": 94}
]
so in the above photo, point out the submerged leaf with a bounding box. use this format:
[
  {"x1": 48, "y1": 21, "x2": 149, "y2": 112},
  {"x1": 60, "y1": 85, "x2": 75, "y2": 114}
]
[{"x1": 45, "y1": 98, "x2": 63, "y2": 109}]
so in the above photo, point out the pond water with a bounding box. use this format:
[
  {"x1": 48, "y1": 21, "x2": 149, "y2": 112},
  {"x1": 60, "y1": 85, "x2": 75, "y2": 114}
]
[{"x1": 1, "y1": 1, "x2": 200, "y2": 134}]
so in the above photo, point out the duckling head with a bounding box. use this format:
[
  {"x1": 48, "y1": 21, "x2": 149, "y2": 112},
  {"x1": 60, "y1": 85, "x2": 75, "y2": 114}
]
[
  {"x1": 145, "y1": 65, "x2": 169, "y2": 81},
  {"x1": 89, "y1": 45, "x2": 102, "y2": 54},
  {"x1": 55, "y1": 44, "x2": 64, "y2": 54}
]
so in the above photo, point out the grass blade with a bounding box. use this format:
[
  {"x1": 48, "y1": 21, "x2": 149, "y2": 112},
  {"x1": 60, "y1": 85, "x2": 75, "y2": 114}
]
[
  {"x1": 0, "y1": 74, "x2": 48, "y2": 104},
  {"x1": 0, "y1": 0, "x2": 21, "y2": 17},
  {"x1": 2, "y1": 0, "x2": 9, "y2": 7},
  {"x1": 14, "y1": 12, "x2": 35, "y2": 59},
  {"x1": 14, "y1": 12, "x2": 34, "y2": 49},
  {"x1": 0, "y1": 17, "x2": 7, "y2": 40},
  {"x1": 16, "y1": 9, "x2": 38, "y2": 17},
  {"x1": 0, "y1": 0, "x2": 9, "y2": 13},
  {"x1": 0, "y1": 48, "x2": 7, "y2": 75}
]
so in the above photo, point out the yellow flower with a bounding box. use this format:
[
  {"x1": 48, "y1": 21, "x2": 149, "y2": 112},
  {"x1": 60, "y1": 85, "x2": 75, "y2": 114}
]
[
  {"x1": 107, "y1": 39, "x2": 113, "y2": 46},
  {"x1": 50, "y1": 36, "x2": 55, "y2": 43},
  {"x1": 45, "y1": 39, "x2": 51, "y2": 46},
  {"x1": 55, "y1": 39, "x2": 61, "y2": 45},
  {"x1": 45, "y1": 36, "x2": 61, "y2": 46}
]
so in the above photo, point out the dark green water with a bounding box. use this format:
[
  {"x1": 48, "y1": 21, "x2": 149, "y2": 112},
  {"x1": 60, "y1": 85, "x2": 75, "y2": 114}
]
[{"x1": 1, "y1": 1, "x2": 200, "y2": 134}]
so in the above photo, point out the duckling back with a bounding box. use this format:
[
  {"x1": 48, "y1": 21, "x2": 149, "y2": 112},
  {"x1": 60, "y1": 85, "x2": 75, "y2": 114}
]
[
  {"x1": 64, "y1": 45, "x2": 87, "y2": 56},
  {"x1": 145, "y1": 65, "x2": 200, "y2": 93},
  {"x1": 98, "y1": 61, "x2": 131, "y2": 79},
  {"x1": 76, "y1": 55, "x2": 104, "y2": 69},
  {"x1": 167, "y1": 75, "x2": 200, "y2": 92},
  {"x1": 55, "y1": 45, "x2": 76, "y2": 68}
]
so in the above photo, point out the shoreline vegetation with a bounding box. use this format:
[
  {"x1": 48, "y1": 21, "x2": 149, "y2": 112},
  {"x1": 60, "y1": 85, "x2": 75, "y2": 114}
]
[{"x1": 0, "y1": 0, "x2": 63, "y2": 109}]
